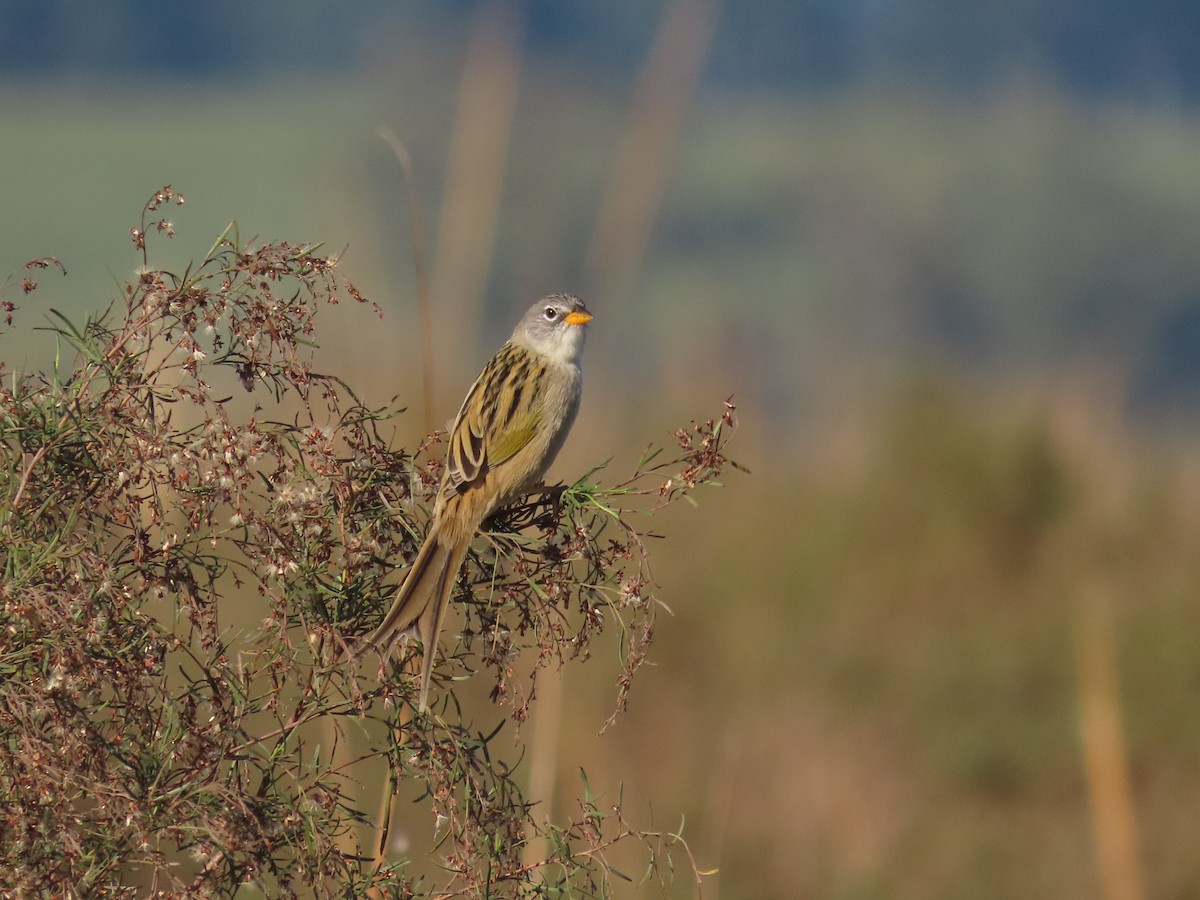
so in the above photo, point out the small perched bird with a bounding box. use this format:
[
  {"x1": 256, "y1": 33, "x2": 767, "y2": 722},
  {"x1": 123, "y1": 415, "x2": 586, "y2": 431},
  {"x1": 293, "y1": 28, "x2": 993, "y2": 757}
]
[{"x1": 357, "y1": 294, "x2": 592, "y2": 711}]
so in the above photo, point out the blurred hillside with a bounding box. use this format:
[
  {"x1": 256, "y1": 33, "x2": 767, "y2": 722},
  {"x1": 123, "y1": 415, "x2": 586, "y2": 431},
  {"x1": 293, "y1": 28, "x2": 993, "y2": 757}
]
[
  {"x1": 6, "y1": 1, "x2": 1200, "y2": 424},
  {"x1": 6, "y1": 71, "x2": 1200, "y2": 427},
  {"x1": 4, "y1": 0, "x2": 1200, "y2": 98},
  {"x1": 4, "y1": 2, "x2": 1200, "y2": 899}
]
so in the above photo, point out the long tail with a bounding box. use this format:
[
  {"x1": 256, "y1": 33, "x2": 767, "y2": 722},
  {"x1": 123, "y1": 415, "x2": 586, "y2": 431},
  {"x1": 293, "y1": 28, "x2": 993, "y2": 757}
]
[
  {"x1": 354, "y1": 528, "x2": 470, "y2": 711},
  {"x1": 413, "y1": 538, "x2": 470, "y2": 711}
]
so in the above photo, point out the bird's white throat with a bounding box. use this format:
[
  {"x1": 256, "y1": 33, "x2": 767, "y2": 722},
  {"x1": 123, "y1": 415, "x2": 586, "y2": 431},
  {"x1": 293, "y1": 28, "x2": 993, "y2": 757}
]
[{"x1": 518, "y1": 323, "x2": 587, "y2": 368}]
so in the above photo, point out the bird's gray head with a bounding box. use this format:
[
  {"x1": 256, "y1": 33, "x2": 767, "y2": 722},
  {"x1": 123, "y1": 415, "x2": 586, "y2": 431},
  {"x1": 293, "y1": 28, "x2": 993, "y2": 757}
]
[{"x1": 511, "y1": 293, "x2": 592, "y2": 366}]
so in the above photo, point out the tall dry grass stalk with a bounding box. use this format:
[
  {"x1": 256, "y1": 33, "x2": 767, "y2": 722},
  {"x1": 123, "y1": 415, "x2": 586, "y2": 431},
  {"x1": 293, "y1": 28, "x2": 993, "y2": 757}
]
[
  {"x1": 378, "y1": 127, "x2": 435, "y2": 433},
  {"x1": 520, "y1": 665, "x2": 566, "y2": 874},
  {"x1": 585, "y1": 0, "x2": 719, "y2": 307},
  {"x1": 1075, "y1": 585, "x2": 1145, "y2": 900},
  {"x1": 429, "y1": 0, "x2": 524, "y2": 386},
  {"x1": 361, "y1": 131, "x2": 430, "y2": 882}
]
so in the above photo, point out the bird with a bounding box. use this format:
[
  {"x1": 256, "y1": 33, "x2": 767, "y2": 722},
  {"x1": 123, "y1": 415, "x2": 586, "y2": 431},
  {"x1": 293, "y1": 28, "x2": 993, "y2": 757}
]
[{"x1": 356, "y1": 293, "x2": 592, "y2": 712}]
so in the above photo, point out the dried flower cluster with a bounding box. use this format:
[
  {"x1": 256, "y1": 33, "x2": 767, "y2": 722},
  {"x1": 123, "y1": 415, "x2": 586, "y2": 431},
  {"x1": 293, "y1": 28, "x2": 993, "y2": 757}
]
[{"x1": 0, "y1": 189, "x2": 737, "y2": 897}]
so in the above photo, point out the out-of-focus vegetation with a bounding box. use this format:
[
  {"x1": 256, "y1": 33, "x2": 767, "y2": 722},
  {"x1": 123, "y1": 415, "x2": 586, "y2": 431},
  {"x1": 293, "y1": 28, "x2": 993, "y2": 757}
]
[
  {"x1": 7, "y1": 75, "x2": 1200, "y2": 423},
  {"x1": 593, "y1": 377, "x2": 1200, "y2": 898},
  {"x1": 5, "y1": 1, "x2": 1200, "y2": 897}
]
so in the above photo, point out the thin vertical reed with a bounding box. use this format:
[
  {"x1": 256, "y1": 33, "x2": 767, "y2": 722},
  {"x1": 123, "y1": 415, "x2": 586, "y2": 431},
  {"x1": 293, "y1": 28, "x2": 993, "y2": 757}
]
[
  {"x1": 586, "y1": 0, "x2": 719, "y2": 307},
  {"x1": 1075, "y1": 587, "x2": 1146, "y2": 900},
  {"x1": 378, "y1": 128, "x2": 436, "y2": 432},
  {"x1": 429, "y1": 0, "x2": 524, "y2": 386},
  {"x1": 521, "y1": 667, "x2": 566, "y2": 874}
]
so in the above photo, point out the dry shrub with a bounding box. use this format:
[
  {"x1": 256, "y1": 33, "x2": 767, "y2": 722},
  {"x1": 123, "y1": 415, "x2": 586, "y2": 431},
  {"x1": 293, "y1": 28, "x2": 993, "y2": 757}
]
[{"x1": 0, "y1": 188, "x2": 738, "y2": 897}]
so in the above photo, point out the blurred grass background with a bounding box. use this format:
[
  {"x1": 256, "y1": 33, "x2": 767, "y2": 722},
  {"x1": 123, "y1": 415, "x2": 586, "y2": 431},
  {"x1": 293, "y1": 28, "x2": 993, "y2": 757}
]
[{"x1": 5, "y1": 1, "x2": 1200, "y2": 897}]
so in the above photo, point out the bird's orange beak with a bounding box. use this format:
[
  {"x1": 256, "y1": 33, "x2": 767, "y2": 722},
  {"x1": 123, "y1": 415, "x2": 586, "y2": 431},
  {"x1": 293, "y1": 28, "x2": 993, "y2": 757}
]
[{"x1": 564, "y1": 310, "x2": 593, "y2": 326}]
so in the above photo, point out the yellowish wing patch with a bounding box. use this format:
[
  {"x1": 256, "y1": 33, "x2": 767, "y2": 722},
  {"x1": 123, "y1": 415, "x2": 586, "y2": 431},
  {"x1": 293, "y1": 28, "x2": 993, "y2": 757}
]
[{"x1": 488, "y1": 409, "x2": 542, "y2": 467}]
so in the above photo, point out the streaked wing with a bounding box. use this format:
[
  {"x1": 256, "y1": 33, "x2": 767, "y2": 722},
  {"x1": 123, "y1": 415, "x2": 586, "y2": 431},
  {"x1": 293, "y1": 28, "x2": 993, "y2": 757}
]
[
  {"x1": 445, "y1": 361, "x2": 494, "y2": 491},
  {"x1": 448, "y1": 348, "x2": 547, "y2": 494},
  {"x1": 445, "y1": 343, "x2": 545, "y2": 492}
]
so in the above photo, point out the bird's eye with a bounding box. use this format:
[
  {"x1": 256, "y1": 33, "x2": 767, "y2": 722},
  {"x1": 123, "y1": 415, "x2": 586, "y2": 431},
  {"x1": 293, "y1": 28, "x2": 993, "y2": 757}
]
[{"x1": 543, "y1": 306, "x2": 558, "y2": 321}]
